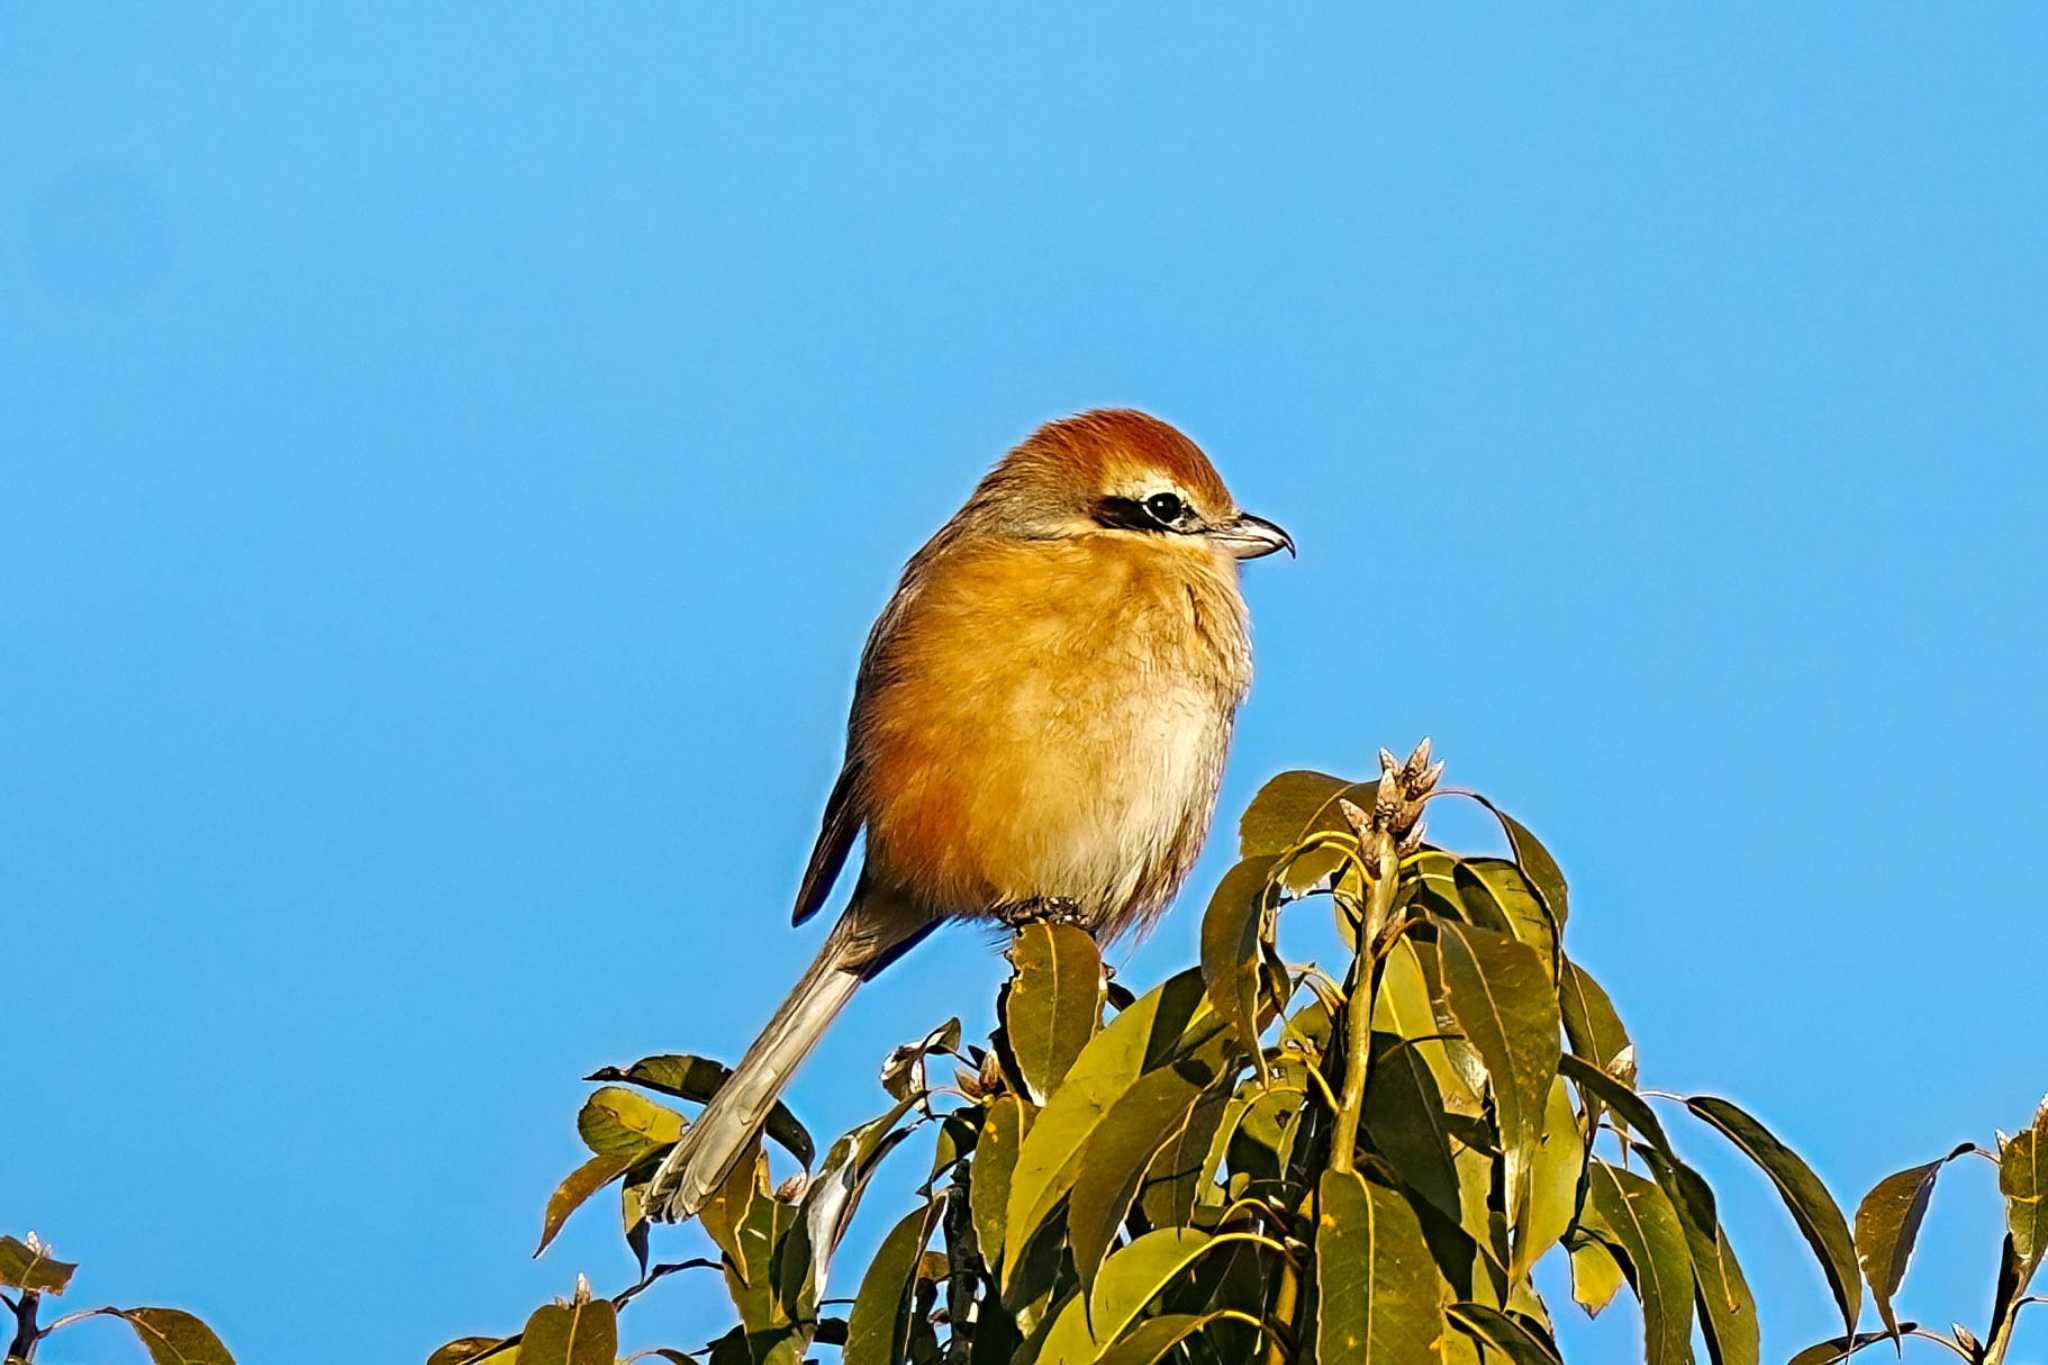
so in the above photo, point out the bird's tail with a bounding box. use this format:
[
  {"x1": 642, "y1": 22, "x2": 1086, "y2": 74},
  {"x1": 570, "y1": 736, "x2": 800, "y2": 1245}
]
[{"x1": 646, "y1": 914, "x2": 873, "y2": 1222}]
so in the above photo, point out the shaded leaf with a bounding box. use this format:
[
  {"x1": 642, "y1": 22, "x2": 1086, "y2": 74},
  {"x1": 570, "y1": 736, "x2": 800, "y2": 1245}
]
[
  {"x1": 1362, "y1": 1030, "x2": 1463, "y2": 1224},
  {"x1": 117, "y1": 1309, "x2": 236, "y2": 1365},
  {"x1": 1515, "y1": 1076, "x2": 1586, "y2": 1280},
  {"x1": 1558, "y1": 961, "x2": 1630, "y2": 1075},
  {"x1": 585, "y1": 1055, "x2": 814, "y2": 1167},
  {"x1": 880, "y1": 1019, "x2": 961, "y2": 1102},
  {"x1": 1070, "y1": 1061, "x2": 1215, "y2": 1296},
  {"x1": 1465, "y1": 795, "x2": 1569, "y2": 926},
  {"x1": 2000, "y1": 1099, "x2": 2048, "y2": 1262},
  {"x1": 1090, "y1": 1311, "x2": 1254, "y2": 1365},
  {"x1": 699, "y1": 1141, "x2": 764, "y2": 1285},
  {"x1": 1634, "y1": 1144, "x2": 1757, "y2": 1365},
  {"x1": 1568, "y1": 1236, "x2": 1625, "y2": 1318},
  {"x1": 777, "y1": 1093, "x2": 922, "y2": 1319},
  {"x1": 1002, "y1": 969, "x2": 1224, "y2": 1278},
  {"x1": 1038, "y1": 1229, "x2": 1262, "y2": 1362},
  {"x1": 1237, "y1": 769, "x2": 1351, "y2": 857},
  {"x1": 1584, "y1": 1161, "x2": 1694, "y2": 1365},
  {"x1": 1199, "y1": 855, "x2": 1280, "y2": 1067},
  {"x1": 0, "y1": 1235, "x2": 76, "y2": 1294},
  {"x1": 843, "y1": 1201, "x2": 941, "y2": 1365},
  {"x1": 536, "y1": 1151, "x2": 639, "y2": 1256},
  {"x1": 518, "y1": 1295, "x2": 615, "y2": 1365},
  {"x1": 1372, "y1": 937, "x2": 1483, "y2": 1117},
  {"x1": 1685, "y1": 1094, "x2": 1861, "y2": 1338},
  {"x1": 1447, "y1": 1302, "x2": 1562, "y2": 1364},
  {"x1": 1003, "y1": 922, "x2": 1106, "y2": 1105},
  {"x1": 1855, "y1": 1143, "x2": 1973, "y2": 1342},
  {"x1": 1558, "y1": 1055, "x2": 1670, "y2": 1158},
  {"x1": 426, "y1": 1338, "x2": 514, "y2": 1365},
  {"x1": 1456, "y1": 859, "x2": 1555, "y2": 974},
  {"x1": 1140, "y1": 1084, "x2": 1232, "y2": 1228},
  {"x1": 1434, "y1": 919, "x2": 1561, "y2": 1219},
  {"x1": 971, "y1": 1095, "x2": 1030, "y2": 1270},
  {"x1": 1785, "y1": 1325, "x2": 1923, "y2": 1365},
  {"x1": 1316, "y1": 1170, "x2": 1447, "y2": 1362}
]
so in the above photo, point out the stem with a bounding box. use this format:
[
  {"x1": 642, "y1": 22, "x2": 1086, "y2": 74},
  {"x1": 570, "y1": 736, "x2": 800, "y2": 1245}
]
[
  {"x1": 6, "y1": 1289, "x2": 39, "y2": 1362},
  {"x1": 1985, "y1": 1253, "x2": 2043, "y2": 1365},
  {"x1": 1328, "y1": 832, "x2": 1398, "y2": 1176}
]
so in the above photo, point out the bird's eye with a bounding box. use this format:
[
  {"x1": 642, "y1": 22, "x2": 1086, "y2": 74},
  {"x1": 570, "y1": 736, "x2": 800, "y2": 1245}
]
[{"x1": 1145, "y1": 492, "x2": 1186, "y2": 525}]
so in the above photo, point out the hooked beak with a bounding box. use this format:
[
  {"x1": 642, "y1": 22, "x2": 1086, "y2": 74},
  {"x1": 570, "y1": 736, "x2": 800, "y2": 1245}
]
[{"x1": 1210, "y1": 510, "x2": 1296, "y2": 560}]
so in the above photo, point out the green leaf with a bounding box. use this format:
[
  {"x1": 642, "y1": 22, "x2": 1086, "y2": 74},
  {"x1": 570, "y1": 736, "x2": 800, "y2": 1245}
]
[
  {"x1": 1069, "y1": 1060, "x2": 1216, "y2": 1296},
  {"x1": 1634, "y1": 1143, "x2": 1757, "y2": 1365},
  {"x1": 1200, "y1": 855, "x2": 1280, "y2": 1067},
  {"x1": 426, "y1": 1337, "x2": 515, "y2": 1365},
  {"x1": 879, "y1": 1019, "x2": 962, "y2": 1102},
  {"x1": 1568, "y1": 1236, "x2": 1624, "y2": 1318},
  {"x1": 1037, "y1": 1229, "x2": 1263, "y2": 1362},
  {"x1": 1455, "y1": 859, "x2": 1556, "y2": 975},
  {"x1": 971, "y1": 1095, "x2": 1030, "y2": 1270},
  {"x1": 1089, "y1": 1311, "x2": 1256, "y2": 1365},
  {"x1": 843, "y1": 1201, "x2": 942, "y2": 1365},
  {"x1": 1583, "y1": 1161, "x2": 1694, "y2": 1365},
  {"x1": 536, "y1": 1151, "x2": 639, "y2": 1256},
  {"x1": 1854, "y1": 1143, "x2": 1973, "y2": 1342},
  {"x1": 0, "y1": 1235, "x2": 76, "y2": 1294},
  {"x1": 1315, "y1": 1170, "x2": 1446, "y2": 1362},
  {"x1": 699, "y1": 1142, "x2": 764, "y2": 1285},
  {"x1": 1361, "y1": 1030, "x2": 1463, "y2": 1224},
  {"x1": 1446, "y1": 1302, "x2": 1562, "y2": 1364},
  {"x1": 1139, "y1": 1085, "x2": 1232, "y2": 1229},
  {"x1": 1237, "y1": 769, "x2": 1351, "y2": 856},
  {"x1": 518, "y1": 1296, "x2": 616, "y2": 1365},
  {"x1": 2000, "y1": 1098, "x2": 2048, "y2": 1262},
  {"x1": 1514, "y1": 1076, "x2": 1586, "y2": 1281},
  {"x1": 1433, "y1": 919, "x2": 1562, "y2": 1221},
  {"x1": 1557, "y1": 1055, "x2": 1669, "y2": 1159},
  {"x1": 1685, "y1": 1094, "x2": 1861, "y2": 1338},
  {"x1": 1371, "y1": 937, "x2": 1483, "y2": 1117},
  {"x1": 119, "y1": 1309, "x2": 236, "y2": 1365},
  {"x1": 1465, "y1": 795, "x2": 1570, "y2": 926},
  {"x1": 585, "y1": 1054, "x2": 815, "y2": 1167},
  {"x1": 1003, "y1": 922, "x2": 1106, "y2": 1105},
  {"x1": 777, "y1": 1093, "x2": 923, "y2": 1318},
  {"x1": 1002, "y1": 968, "x2": 1223, "y2": 1278},
  {"x1": 576, "y1": 1086, "x2": 683, "y2": 1157},
  {"x1": 1558, "y1": 961, "x2": 1630, "y2": 1073},
  {"x1": 1785, "y1": 1325, "x2": 1923, "y2": 1365}
]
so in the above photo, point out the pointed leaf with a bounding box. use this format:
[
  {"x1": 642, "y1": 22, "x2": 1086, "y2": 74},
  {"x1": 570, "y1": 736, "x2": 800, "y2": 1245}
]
[
  {"x1": 519, "y1": 1296, "x2": 616, "y2": 1365},
  {"x1": 0, "y1": 1235, "x2": 76, "y2": 1294},
  {"x1": 1200, "y1": 855, "x2": 1280, "y2": 1065},
  {"x1": 1237, "y1": 769, "x2": 1351, "y2": 856},
  {"x1": 1316, "y1": 1170, "x2": 1446, "y2": 1361},
  {"x1": 1584, "y1": 1161, "x2": 1694, "y2": 1365},
  {"x1": 1372, "y1": 937, "x2": 1483, "y2": 1117},
  {"x1": 1786, "y1": 1325, "x2": 1923, "y2": 1365},
  {"x1": 2000, "y1": 1098, "x2": 2048, "y2": 1261},
  {"x1": 880, "y1": 1019, "x2": 962, "y2": 1102},
  {"x1": 1434, "y1": 920, "x2": 1562, "y2": 1221},
  {"x1": 536, "y1": 1151, "x2": 639, "y2": 1256},
  {"x1": 1140, "y1": 1084, "x2": 1232, "y2": 1228},
  {"x1": 585, "y1": 1054, "x2": 814, "y2": 1167},
  {"x1": 1465, "y1": 795, "x2": 1569, "y2": 925},
  {"x1": 1070, "y1": 1061, "x2": 1216, "y2": 1294},
  {"x1": 1568, "y1": 1236, "x2": 1624, "y2": 1318},
  {"x1": 1362, "y1": 1031, "x2": 1463, "y2": 1224},
  {"x1": 1003, "y1": 922, "x2": 1106, "y2": 1104},
  {"x1": 1456, "y1": 859, "x2": 1557, "y2": 975},
  {"x1": 971, "y1": 1095, "x2": 1030, "y2": 1269},
  {"x1": 119, "y1": 1309, "x2": 236, "y2": 1365},
  {"x1": 1090, "y1": 1311, "x2": 1255, "y2": 1365},
  {"x1": 1855, "y1": 1143, "x2": 1973, "y2": 1341},
  {"x1": 1634, "y1": 1143, "x2": 1757, "y2": 1365},
  {"x1": 1685, "y1": 1094, "x2": 1861, "y2": 1337},
  {"x1": 778, "y1": 1094, "x2": 923, "y2": 1318},
  {"x1": 1037, "y1": 1229, "x2": 1264, "y2": 1361},
  {"x1": 1514, "y1": 1077, "x2": 1586, "y2": 1280},
  {"x1": 426, "y1": 1338, "x2": 513, "y2": 1365},
  {"x1": 843, "y1": 1201, "x2": 941, "y2": 1365},
  {"x1": 1447, "y1": 1302, "x2": 1562, "y2": 1363}
]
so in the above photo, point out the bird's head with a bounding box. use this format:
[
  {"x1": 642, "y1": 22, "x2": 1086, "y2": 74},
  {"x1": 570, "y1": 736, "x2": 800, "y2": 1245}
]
[{"x1": 971, "y1": 409, "x2": 1294, "y2": 561}]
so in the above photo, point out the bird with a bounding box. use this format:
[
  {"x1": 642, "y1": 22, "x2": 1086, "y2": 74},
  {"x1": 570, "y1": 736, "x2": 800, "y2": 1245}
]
[{"x1": 647, "y1": 408, "x2": 1293, "y2": 1222}]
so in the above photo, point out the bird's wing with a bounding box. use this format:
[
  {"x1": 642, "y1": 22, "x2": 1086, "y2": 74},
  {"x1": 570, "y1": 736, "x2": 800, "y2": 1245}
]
[{"x1": 791, "y1": 763, "x2": 861, "y2": 926}]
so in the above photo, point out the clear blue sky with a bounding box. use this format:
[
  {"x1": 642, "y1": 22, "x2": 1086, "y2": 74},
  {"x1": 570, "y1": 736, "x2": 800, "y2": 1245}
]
[{"x1": 5, "y1": 7, "x2": 2044, "y2": 1363}]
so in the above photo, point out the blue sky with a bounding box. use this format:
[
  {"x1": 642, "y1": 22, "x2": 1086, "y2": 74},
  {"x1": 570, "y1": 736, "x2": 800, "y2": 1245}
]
[{"x1": 4, "y1": 7, "x2": 2044, "y2": 1362}]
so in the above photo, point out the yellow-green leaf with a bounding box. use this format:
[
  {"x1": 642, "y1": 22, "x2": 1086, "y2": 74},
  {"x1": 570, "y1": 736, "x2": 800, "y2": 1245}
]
[
  {"x1": 1685, "y1": 1094, "x2": 1860, "y2": 1338},
  {"x1": 0, "y1": 1236, "x2": 76, "y2": 1294},
  {"x1": 842, "y1": 1201, "x2": 941, "y2": 1365},
  {"x1": 1002, "y1": 922, "x2": 1105, "y2": 1105},
  {"x1": 1568, "y1": 1236, "x2": 1624, "y2": 1318},
  {"x1": 1069, "y1": 1061, "x2": 1215, "y2": 1295},
  {"x1": 518, "y1": 1296, "x2": 616, "y2": 1365},
  {"x1": 1090, "y1": 1311, "x2": 1255, "y2": 1365},
  {"x1": 1635, "y1": 1143, "x2": 1757, "y2": 1365},
  {"x1": 1456, "y1": 858, "x2": 1556, "y2": 978},
  {"x1": 1434, "y1": 919, "x2": 1561, "y2": 1220},
  {"x1": 971, "y1": 1095, "x2": 1030, "y2": 1269},
  {"x1": 1466, "y1": 796, "x2": 1569, "y2": 926},
  {"x1": 1786, "y1": 1325, "x2": 1924, "y2": 1365},
  {"x1": 1037, "y1": 1229, "x2": 1261, "y2": 1363},
  {"x1": 1446, "y1": 1302, "x2": 1561, "y2": 1363},
  {"x1": 585, "y1": 1054, "x2": 815, "y2": 1167},
  {"x1": 1372, "y1": 937, "x2": 1483, "y2": 1117},
  {"x1": 2000, "y1": 1098, "x2": 2048, "y2": 1262},
  {"x1": 1238, "y1": 769, "x2": 1351, "y2": 856},
  {"x1": 1139, "y1": 1085, "x2": 1232, "y2": 1228},
  {"x1": 1584, "y1": 1161, "x2": 1694, "y2": 1365},
  {"x1": 576, "y1": 1087, "x2": 683, "y2": 1158},
  {"x1": 425, "y1": 1336, "x2": 514, "y2": 1365},
  {"x1": 1361, "y1": 1030, "x2": 1462, "y2": 1223},
  {"x1": 119, "y1": 1308, "x2": 236, "y2": 1365},
  {"x1": 1514, "y1": 1076, "x2": 1585, "y2": 1280},
  {"x1": 1315, "y1": 1170, "x2": 1446, "y2": 1362},
  {"x1": 1199, "y1": 855, "x2": 1279, "y2": 1066}
]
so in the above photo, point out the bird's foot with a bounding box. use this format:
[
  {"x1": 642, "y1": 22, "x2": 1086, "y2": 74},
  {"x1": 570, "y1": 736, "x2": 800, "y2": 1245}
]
[{"x1": 1000, "y1": 897, "x2": 1090, "y2": 931}]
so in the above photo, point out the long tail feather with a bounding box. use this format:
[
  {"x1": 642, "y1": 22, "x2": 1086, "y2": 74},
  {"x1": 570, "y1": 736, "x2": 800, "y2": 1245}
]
[{"x1": 647, "y1": 919, "x2": 868, "y2": 1221}]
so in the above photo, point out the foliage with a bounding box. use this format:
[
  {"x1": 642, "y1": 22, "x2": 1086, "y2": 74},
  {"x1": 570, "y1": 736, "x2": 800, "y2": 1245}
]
[
  {"x1": 0, "y1": 1231, "x2": 235, "y2": 1364},
  {"x1": 439, "y1": 745, "x2": 2046, "y2": 1363}
]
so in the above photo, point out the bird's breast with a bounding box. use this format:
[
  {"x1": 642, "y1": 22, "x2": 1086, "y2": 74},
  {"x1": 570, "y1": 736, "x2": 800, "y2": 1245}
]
[{"x1": 855, "y1": 536, "x2": 1252, "y2": 936}]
